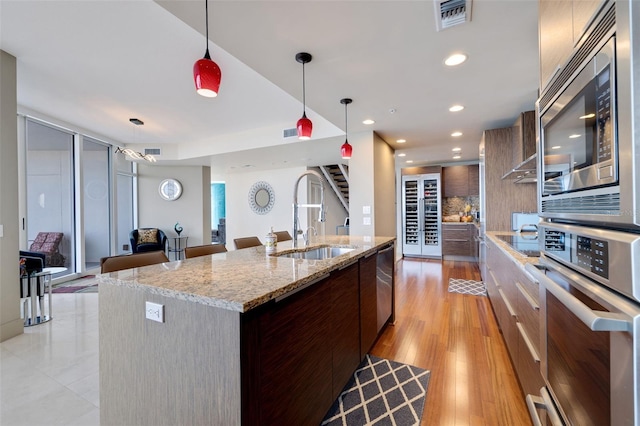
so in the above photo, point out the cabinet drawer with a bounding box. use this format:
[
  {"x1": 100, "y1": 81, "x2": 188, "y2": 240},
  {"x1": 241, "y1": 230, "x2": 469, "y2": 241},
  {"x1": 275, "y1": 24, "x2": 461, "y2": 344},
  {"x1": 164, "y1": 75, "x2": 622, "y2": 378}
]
[
  {"x1": 514, "y1": 270, "x2": 540, "y2": 355},
  {"x1": 516, "y1": 322, "x2": 544, "y2": 397},
  {"x1": 442, "y1": 225, "x2": 470, "y2": 239},
  {"x1": 442, "y1": 239, "x2": 470, "y2": 255}
]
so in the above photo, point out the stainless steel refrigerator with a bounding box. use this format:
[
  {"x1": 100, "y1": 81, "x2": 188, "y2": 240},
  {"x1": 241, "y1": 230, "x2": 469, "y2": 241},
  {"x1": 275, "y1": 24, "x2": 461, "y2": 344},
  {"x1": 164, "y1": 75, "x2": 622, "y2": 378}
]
[{"x1": 401, "y1": 174, "x2": 442, "y2": 258}]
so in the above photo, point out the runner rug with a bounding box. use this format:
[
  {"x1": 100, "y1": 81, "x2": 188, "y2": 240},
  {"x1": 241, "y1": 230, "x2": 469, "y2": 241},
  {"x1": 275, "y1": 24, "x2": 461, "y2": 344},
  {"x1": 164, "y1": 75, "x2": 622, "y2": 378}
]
[
  {"x1": 448, "y1": 278, "x2": 487, "y2": 296},
  {"x1": 321, "y1": 354, "x2": 430, "y2": 426}
]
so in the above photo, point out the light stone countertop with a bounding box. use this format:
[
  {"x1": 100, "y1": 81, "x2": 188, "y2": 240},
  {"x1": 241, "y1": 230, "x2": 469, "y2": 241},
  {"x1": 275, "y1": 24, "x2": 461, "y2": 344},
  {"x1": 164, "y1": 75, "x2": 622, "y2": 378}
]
[
  {"x1": 485, "y1": 231, "x2": 541, "y2": 269},
  {"x1": 97, "y1": 235, "x2": 395, "y2": 313}
]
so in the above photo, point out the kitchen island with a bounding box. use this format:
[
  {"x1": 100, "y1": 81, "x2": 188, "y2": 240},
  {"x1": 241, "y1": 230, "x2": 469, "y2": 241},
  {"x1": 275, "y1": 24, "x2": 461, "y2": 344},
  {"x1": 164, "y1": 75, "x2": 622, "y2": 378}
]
[{"x1": 98, "y1": 235, "x2": 395, "y2": 426}]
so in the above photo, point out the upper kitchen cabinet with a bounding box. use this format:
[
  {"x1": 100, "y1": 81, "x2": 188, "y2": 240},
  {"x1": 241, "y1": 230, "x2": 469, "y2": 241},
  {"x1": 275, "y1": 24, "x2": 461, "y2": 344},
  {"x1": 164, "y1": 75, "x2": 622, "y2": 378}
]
[
  {"x1": 502, "y1": 111, "x2": 537, "y2": 183},
  {"x1": 539, "y1": 0, "x2": 607, "y2": 92},
  {"x1": 511, "y1": 111, "x2": 536, "y2": 168},
  {"x1": 443, "y1": 165, "x2": 479, "y2": 197}
]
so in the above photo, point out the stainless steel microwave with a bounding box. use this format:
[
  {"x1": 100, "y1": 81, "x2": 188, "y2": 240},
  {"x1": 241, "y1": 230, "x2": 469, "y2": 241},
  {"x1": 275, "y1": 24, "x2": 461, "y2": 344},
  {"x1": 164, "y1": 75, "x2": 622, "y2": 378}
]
[{"x1": 537, "y1": 1, "x2": 640, "y2": 231}]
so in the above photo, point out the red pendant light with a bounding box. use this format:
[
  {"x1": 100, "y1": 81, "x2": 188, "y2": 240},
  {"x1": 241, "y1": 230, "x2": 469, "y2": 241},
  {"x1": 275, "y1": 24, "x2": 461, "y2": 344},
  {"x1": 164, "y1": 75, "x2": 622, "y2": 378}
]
[
  {"x1": 295, "y1": 52, "x2": 313, "y2": 140},
  {"x1": 193, "y1": 0, "x2": 221, "y2": 97},
  {"x1": 340, "y1": 98, "x2": 353, "y2": 159}
]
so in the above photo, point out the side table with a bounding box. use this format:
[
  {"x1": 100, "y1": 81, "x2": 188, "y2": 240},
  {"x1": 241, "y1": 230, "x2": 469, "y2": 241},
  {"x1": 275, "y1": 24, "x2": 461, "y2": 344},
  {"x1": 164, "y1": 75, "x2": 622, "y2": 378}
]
[
  {"x1": 20, "y1": 267, "x2": 66, "y2": 327},
  {"x1": 169, "y1": 236, "x2": 188, "y2": 260}
]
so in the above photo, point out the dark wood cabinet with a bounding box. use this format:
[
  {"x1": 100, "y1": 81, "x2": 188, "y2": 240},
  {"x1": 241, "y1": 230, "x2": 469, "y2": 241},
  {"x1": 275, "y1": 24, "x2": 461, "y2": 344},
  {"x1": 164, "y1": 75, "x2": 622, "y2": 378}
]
[
  {"x1": 330, "y1": 262, "x2": 361, "y2": 399},
  {"x1": 443, "y1": 166, "x2": 468, "y2": 197},
  {"x1": 241, "y1": 259, "x2": 382, "y2": 425},
  {"x1": 443, "y1": 165, "x2": 479, "y2": 197},
  {"x1": 442, "y1": 223, "x2": 477, "y2": 258},
  {"x1": 467, "y1": 164, "x2": 479, "y2": 196},
  {"x1": 359, "y1": 253, "x2": 377, "y2": 358},
  {"x1": 511, "y1": 111, "x2": 536, "y2": 168},
  {"x1": 255, "y1": 275, "x2": 333, "y2": 425}
]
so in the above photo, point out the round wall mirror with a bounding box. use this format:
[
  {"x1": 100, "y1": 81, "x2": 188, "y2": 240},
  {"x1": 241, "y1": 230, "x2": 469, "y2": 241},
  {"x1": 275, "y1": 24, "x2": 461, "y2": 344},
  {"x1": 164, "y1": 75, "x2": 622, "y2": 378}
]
[{"x1": 248, "y1": 181, "x2": 275, "y2": 215}]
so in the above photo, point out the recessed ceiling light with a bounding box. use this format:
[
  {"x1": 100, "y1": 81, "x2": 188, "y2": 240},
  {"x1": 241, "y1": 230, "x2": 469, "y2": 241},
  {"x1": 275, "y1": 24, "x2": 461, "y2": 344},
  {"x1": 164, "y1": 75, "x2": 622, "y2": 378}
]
[
  {"x1": 444, "y1": 53, "x2": 467, "y2": 66},
  {"x1": 452, "y1": 147, "x2": 461, "y2": 152},
  {"x1": 406, "y1": 160, "x2": 414, "y2": 164},
  {"x1": 453, "y1": 155, "x2": 461, "y2": 159},
  {"x1": 451, "y1": 131, "x2": 463, "y2": 137},
  {"x1": 449, "y1": 105, "x2": 464, "y2": 112},
  {"x1": 551, "y1": 145, "x2": 561, "y2": 150},
  {"x1": 569, "y1": 134, "x2": 581, "y2": 139},
  {"x1": 397, "y1": 139, "x2": 406, "y2": 144},
  {"x1": 362, "y1": 119, "x2": 375, "y2": 125},
  {"x1": 579, "y1": 113, "x2": 595, "y2": 119},
  {"x1": 397, "y1": 153, "x2": 406, "y2": 157}
]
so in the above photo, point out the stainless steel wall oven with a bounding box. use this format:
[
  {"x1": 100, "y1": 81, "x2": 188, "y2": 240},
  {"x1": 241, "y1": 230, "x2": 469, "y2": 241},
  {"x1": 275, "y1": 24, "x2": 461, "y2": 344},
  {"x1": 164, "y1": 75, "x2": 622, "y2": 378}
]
[
  {"x1": 526, "y1": 222, "x2": 640, "y2": 426},
  {"x1": 537, "y1": 0, "x2": 640, "y2": 231}
]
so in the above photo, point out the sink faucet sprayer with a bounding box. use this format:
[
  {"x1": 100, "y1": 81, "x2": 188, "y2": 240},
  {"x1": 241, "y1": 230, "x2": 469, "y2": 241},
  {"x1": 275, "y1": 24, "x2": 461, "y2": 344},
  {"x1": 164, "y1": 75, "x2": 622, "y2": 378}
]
[{"x1": 293, "y1": 170, "x2": 326, "y2": 249}]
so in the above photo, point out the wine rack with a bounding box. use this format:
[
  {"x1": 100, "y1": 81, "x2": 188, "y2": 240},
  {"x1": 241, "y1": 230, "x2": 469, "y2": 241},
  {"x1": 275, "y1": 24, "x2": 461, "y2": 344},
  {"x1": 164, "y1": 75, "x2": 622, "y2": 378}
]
[
  {"x1": 404, "y1": 180, "x2": 419, "y2": 245},
  {"x1": 423, "y1": 179, "x2": 439, "y2": 246},
  {"x1": 402, "y1": 174, "x2": 442, "y2": 257}
]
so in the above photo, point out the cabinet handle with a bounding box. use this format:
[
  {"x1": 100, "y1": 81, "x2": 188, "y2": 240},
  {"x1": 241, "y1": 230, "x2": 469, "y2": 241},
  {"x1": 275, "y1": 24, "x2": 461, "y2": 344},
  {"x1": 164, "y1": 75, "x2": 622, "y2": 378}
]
[
  {"x1": 516, "y1": 322, "x2": 540, "y2": 363},
  {"x1": 498, "y1": 288, "x2": 516, "y2": 318},
  {"x1": 275, "y1": 273, "x2": 330, "y2": 302},
  {"x1": 488, "y1": 269, "x2": 500, "y2": 288},
  {"x1": 516, "y1": 281, "x2": 539, "y2": 311},
  {"x1": 526, "y1": 388, "x2": 564, "y2": 426},
  {"x1": 339, "y1": 260, "x2": 358, "y2": 270}
]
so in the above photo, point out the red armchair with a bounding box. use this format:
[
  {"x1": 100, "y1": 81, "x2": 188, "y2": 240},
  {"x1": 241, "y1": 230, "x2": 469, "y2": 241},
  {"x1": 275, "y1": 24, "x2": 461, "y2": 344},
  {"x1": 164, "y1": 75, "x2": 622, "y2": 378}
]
[{"x1": 29, "y1": 232, "x2": 65, "y2": 267}]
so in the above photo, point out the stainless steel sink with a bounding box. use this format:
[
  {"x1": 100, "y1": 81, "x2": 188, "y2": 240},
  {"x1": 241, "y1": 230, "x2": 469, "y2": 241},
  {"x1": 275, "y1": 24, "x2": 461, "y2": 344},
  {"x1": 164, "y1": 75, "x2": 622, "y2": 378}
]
[{"x1": 276, "y1": 246, "x2": 355, "y2": 260}]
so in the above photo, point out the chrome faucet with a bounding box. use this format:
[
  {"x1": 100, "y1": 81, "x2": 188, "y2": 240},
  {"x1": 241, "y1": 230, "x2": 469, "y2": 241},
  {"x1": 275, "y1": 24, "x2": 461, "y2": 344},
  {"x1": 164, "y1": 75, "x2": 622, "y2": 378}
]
[
  {"x1": 293, "y1": 170, "x2": 326, "y2": 249},
  {"x1": 303, "y1": 227, "x2": 317, "y2": 247}
]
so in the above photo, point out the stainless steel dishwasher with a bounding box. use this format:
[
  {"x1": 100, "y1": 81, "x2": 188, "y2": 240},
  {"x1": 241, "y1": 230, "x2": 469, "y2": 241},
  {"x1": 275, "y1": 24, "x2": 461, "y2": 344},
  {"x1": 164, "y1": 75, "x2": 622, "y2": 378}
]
[{"x1": 376, "y1": 243, "x2": 395, "y2": 333}]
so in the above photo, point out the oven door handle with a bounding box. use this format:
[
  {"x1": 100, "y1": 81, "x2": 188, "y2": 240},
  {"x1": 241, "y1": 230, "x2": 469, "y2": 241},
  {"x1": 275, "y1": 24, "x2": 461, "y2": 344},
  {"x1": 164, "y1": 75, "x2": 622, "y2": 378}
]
[{"x1": 525, "y1": 263, "x2": 631, "y2": 332}]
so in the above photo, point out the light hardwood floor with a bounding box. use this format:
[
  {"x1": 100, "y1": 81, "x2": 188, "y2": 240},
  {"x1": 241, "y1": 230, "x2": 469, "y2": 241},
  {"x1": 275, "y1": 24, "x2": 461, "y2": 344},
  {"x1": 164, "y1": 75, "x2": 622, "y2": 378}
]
[{"x1": 370, "y1": 258, "x2": 532, "y2": 426}]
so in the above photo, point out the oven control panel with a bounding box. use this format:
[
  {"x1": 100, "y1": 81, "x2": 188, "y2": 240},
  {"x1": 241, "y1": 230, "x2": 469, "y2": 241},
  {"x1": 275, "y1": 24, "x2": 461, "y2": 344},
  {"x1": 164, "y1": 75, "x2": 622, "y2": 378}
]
[{"x1": 576, "y1": 236, "x2": 609, "y2": 279}]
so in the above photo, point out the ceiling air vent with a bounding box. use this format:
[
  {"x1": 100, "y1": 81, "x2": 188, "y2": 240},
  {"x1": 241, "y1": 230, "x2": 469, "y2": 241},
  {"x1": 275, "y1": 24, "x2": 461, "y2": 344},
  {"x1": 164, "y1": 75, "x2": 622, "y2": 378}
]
[
  {"x1": 434, "y1": 0, "x2": 472, "y2": 31},
  {"x1": 283, "y1": 128, "x2": 298, "y2": 139},
  {"x1": 144, "y1": 148, "x2": 161, "y2": 156}
]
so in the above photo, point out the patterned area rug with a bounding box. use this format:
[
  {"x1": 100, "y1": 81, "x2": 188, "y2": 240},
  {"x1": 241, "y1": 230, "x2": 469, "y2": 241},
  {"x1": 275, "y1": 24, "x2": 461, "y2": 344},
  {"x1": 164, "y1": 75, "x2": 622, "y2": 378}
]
[
  {"x1": 448, "y1": 278, "x2": 487, "y2": 296},
  {"x1": 52, "y1": 284, "x2": 98, "y2": 294},
  {"x1": 52, "y1": 276, "x2": 98, "y2": 294},
  {"x1": 321, "y1": 355, "x2": 430, "y2": 426}
]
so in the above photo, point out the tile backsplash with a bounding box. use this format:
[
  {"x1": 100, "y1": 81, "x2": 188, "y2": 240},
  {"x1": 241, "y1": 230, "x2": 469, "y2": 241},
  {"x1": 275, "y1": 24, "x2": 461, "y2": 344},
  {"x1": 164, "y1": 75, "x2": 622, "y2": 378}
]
[{"x1": 443, "y1": 196, "x2": 480, "y2": 217}]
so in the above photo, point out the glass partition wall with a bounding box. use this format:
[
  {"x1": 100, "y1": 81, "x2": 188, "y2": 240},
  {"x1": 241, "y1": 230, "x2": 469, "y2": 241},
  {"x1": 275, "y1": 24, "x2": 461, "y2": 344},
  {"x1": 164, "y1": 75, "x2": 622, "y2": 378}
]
[
  {"x1": 23, "y1": 117, "x2": 136, "y2": 281},
  {"x1": 82, "y1": 138, "x2": 111, "y2": 270},
  {"x1": 26, "y1": 120, "x2": 76, "y2": 278}
]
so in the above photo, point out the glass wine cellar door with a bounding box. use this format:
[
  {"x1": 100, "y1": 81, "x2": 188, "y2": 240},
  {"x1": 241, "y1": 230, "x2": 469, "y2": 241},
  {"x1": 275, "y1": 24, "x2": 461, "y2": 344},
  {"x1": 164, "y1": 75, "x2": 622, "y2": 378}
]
[{"x1": 401, "y1": 174, "x2": 442, "y2": 257}]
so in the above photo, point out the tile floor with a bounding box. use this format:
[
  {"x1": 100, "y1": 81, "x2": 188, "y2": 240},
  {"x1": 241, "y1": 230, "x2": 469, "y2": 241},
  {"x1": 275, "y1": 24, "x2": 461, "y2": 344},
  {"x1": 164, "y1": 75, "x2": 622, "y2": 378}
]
[{"x1": 0, "y1": 293, "x2": 100, "y2": 426}]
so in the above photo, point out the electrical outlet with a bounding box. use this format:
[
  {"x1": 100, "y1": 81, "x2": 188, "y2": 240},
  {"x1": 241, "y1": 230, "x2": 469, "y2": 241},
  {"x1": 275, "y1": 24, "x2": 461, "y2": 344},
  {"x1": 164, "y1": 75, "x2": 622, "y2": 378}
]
[
  {"x1": 362, "y1": 205, "x2": 371, "y2": 215},
  {"x1": 363, "y1": 217, "x2": 371, "y2": 225},
  {"x1": 123, "y1": 244, "x2": 129, "y2": 251},
  {"x1": 145, "y1": 301, "x2": 164, "y2": 323}
]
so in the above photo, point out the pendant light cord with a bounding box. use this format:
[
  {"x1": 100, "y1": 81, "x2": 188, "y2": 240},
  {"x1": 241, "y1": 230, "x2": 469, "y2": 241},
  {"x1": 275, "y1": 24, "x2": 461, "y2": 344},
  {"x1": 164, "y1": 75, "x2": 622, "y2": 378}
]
[
  {"x1": 204, "y1": 0, "x2": 211, "y2": 59},
  {"x1": 302, "y1": 62, "x2": 306, "y2": 115},
  {"x1": 344, "y1": 102, "x2": 348, "y2": 140}
]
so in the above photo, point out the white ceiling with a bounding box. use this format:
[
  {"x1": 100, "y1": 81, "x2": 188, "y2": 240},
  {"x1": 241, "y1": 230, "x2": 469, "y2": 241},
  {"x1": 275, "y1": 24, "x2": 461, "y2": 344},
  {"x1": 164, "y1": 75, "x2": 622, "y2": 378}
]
[{"x1": 0, "y1": 0, "x2": 540, "y2": 172}]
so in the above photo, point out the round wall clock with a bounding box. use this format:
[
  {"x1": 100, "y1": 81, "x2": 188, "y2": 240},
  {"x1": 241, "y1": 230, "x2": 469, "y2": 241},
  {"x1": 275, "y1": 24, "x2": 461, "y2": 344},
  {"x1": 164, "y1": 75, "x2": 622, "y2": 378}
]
[
  {"x1": 248, "y1": 181, "x2": 275, "y2": 215},
  {"x1": 158, "y1": 178, "x2": 183, "y2": 201}
]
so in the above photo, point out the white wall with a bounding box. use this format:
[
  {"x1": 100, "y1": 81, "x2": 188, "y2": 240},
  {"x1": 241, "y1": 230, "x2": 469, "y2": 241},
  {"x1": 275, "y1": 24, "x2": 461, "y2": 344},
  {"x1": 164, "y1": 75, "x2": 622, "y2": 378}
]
[
  {"x1": 373, "y1": 132, "x2": 396, "y2": 237},
  {"x1": 225, "y1": 166, "x2": 306, "y2": 249},
  {"x1": 348, "y1": 131, "x2": 376, "y2": 237},
  {"x1": 1, "y1": 50, "x2": 22, "y2": 341},
  {"x1": 221, "y1": 165, "x2": 349, "y2": 249},
  {"x1": 138, "y1": 164, "x2": 211, "y2": 248}
]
